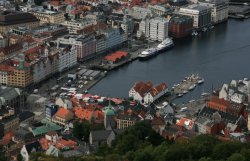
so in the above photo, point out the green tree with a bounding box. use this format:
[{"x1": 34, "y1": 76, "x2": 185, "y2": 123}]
[
  {"x1": 227, "y1": 153, "x2": 245, "y2": 161},
  {"x1": 212, "y1": 142, "x2": 243, "y2": 160},
  {"x1": 105, "y1": 154, "x2": 121, "y2": 161},
  {"x1": 17, "y1": 154, "x2": 23, "y2": 161},
  {"x1": 34, "y1": 0, "x2": 44, "y2": 5},
  {"x1": 72, "y1": 121, "x2": 91, "y2": 141}
]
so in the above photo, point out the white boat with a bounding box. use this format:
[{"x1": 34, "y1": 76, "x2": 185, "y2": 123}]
[
  {"x1": 189, "y1": 99, "x2": 195, "y2": 103},
  {"x1": 192, "y1": 31, "x2": 198, "y2": 36},
  {"x1": 156, "y1": 38, "x2": 174, "y2": 51},
  {"x1": 201, "y1": 92, "x2": 209, "y2": 97},
  {"x1": 209, "y1": 25, "x2": 214, "y2": 29},
  {"x1": 202, "y1": 27, "x2": 207, "y2": 32},
  {"x1": 138, "y1": 48, "x2": 158, "y2": 60},
  {"x1": 188, "y1": 84, "x2": 196, "y2": 90},
  {"x1": 198, "y1": 78, "x2": 204, "y2": 84},
  {"x1": 177, "y1": 93, "x2": 183, "y2": 97},
  {"x1": 183, "y1": 90, "x2": 188, "y2": 94}
]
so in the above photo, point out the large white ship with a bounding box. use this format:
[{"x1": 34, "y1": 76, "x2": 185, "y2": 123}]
[
  {"x1": 156, "y1": 38, "x2": 174, "y2": 52},
  {"x1": 138, "y1": 48, "x2": 158, "y2": 60}
]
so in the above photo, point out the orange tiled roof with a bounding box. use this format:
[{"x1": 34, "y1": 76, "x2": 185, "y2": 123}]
[
  {"x1": 74, "y1": 107, "x2": 104, "y2": 121},
  {"x1": 54, "y1": 108, "x2": 73, "y2": 119},
  {"x1": 207, "y1": 96, "x2": 229, "y2": 108},
  {"x1": 149, "y1": 83, "x2": 167, "y2": 97},
  {"x1": 176, "y1": 118, "x2": 194, "y2": 130},
  {"x1": 104, "y1": 51, "x2": 128, "y2": 62},
  {"x1": 133, "y1": 81, "x2": 153, "y2": 97},
  {"x1": 55, "y1": 139, "x2": 77, "y2": 149}
]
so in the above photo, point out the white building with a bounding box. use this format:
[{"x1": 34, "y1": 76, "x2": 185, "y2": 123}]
[
  {"x1": 179, "y1": 4, "x2": 211, "y2": 29},
  {"x1": 199, "y1": 0, "x2": 228, "y2": 24},
  {"x1": 219, "y1": 83, "x2": 228, "y2": 100},
  {"x1": 0, "y1": 70, "x2": 8, "y2": 85},
  {"x1": 231, "y1": 93, "x2": 245, "y2": 104},
  {"x1": 20, "y1": 141, "x2": 41, "y2": 161},
  {"x1": 143, "y1": 83, "x2": 168, "y2": 104},
  {"x1": 58, "y1": 45, "x2": 77, "y2": 72},
  {"x1": 137, "y1": 18, "x2": 150, "y2": 38},
  {"x1": 63, "y1": 19, "x2": 97, "y2": 34},
  {"x1": 58, "y1": 35, "x2": 97, "y2": 59},
  {"x1": 137, "y1": 17, "x2": 169, "y2": 41},
  {"x1": 96, "y1": 27, "x2": 127, "y2": 53},
  {"x1": 129, "y1": 81, "x2": 153, "y2": 103}
]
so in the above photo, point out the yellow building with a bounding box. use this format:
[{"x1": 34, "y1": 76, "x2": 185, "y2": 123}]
[
  {"x1": 116, "y1": 114, "x2": 139, "y2": 129},
  {"x1": 0, "y1": 10, "x2": 39, "y2": 34},
  {"x1": 8, "y1": 61, "x2": 33, "y2": 88},
  {"x1": 32, "y1": 10, "x2": 65, "y2": 25},
  {"x1": 1, "y1": 115, "x2": 19, "y2": 134}
]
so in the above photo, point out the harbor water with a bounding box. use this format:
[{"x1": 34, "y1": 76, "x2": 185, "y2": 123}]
[{"x1": 90, "y1": 19, "x2": 250, "y2": 104}]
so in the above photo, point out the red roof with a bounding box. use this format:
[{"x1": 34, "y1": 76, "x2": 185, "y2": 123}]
[
  {"x1": 176, "y1": 118, "x2": 194, "y2": 130},
  {"x1": 24, "y1": 45, "x2": 44, "y2": 55},
  {"x1": 55, "y1": 139, "x2": 77, "y2": 149},
  {"x1": 207, "y1": 96, "x2": 229, "y2": 109},
  {"x1": 54, "y1": 108, "x2": 73, "y2": 119},
  {"x1": 149, "y1": 83, "x2": 167, "y2": 97},
  {"x1": 0, "y1": 64, "x2": 14, "y2": 72},
  {"x1": 133, "y1": 81, "x2": 153, "y2": 97},
  {"x1": 74, "y1": 107, "x2": 104, "y2": 121},
  {"x1": 104, "y1": 51, "x2": 128, "y2": 62},
  {"x1": 0, "y1": 43, "x2": 22, "y2": 55}
]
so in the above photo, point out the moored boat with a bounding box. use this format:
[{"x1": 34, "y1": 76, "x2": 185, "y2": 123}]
[
  {"x1": 156, "y1": 38, "x2": 174, "y2": 52},
  {"x1": 198, "y1": 78, "x2": 204, "y2": 84},
  {"x1": 138, "y1": 48, "x2": 158, "y2": 60}
]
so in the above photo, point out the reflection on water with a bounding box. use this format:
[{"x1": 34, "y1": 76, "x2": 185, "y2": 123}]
[{"x1": 90, "y1": 19, "x2": 250, "y2": 103}]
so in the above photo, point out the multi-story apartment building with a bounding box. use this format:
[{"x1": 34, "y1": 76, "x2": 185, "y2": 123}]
[
  {"x1": 0, "y1": 10, "x2": 39, "y2": 34},
  {"x1": 149, "y1": 17, "x2": 169, "y2": 41},
  {"x1": 0, "y1": 42, "x2": 77, "y2": 87},
  {"x1": 7, "y1": 60, "x2": 33, "y2": 88},
  {"x1": 63, "y1": 19, "x2": 97, "y2": 34},
  {"x1": 168, "y1": 14, "x2": 193, "y2": 38},
  {"x1": 199, "y1": 0, "x2": 228, "y2": 24},
  {"x1": 137, "y1": 17, "x2": 169, "y2": 41},
  {"x1": 104, "y1": 27, "x2": 127, "y2": 49},
  {"x1": 0, "y1": 115, "x2": 19, "y2": 135},
  {"x1": 32, "y1": 9, "x2": 64, "y2": 25},
  {"x1": 58, "y1": 34, "x2": 96, "y2": 59},
  {"x1": 179, "y1": 4, "x2": 211, "y2": 29}
]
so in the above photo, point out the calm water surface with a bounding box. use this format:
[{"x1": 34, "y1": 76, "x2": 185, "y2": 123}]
[{"x1": 90, "y1": 19, "x2": 250, "y2": 103}]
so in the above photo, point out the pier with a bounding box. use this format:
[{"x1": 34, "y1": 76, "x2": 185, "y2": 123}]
[{"x1": 172, "y1": 74, "x2": 204, "y2": 96}]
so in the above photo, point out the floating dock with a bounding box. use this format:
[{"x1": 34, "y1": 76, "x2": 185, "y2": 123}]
[{"x1": 172, "y1": 74, "x2": 204, "y2": 96}]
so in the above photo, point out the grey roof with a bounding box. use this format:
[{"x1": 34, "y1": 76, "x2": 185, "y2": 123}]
[
  {"x1": 19, "y1": 111, "x2": 35, "y2": 122},
  {"x1": 14, "y1": 128, "x2": 33, "y2": 140},
  {"x1": 90, "y1": 129, "x2": 124, "y2": 141},
  {"x1": 0, "y1": 87, "x2": 21, "y2": 101},
  {"x1": 199, "y1": 106, "x2": 238, "y2": 124},
  {"x1": 90, "y1": 130, "x2": 112, "y2": 141}
]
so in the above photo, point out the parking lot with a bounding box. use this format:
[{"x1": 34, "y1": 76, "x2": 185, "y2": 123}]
[{"x1": 34, "y1": 66, "x2": 106, "y2": 99}]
